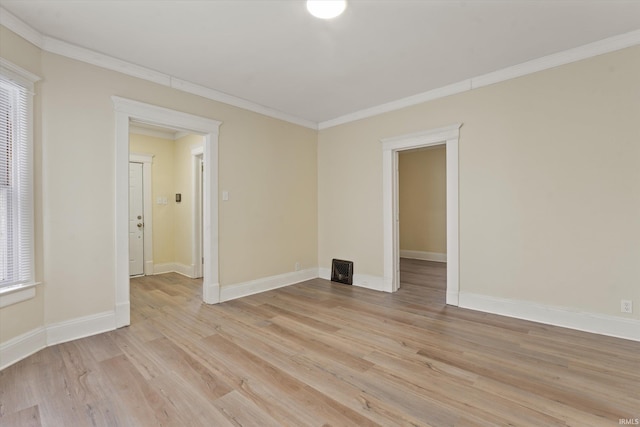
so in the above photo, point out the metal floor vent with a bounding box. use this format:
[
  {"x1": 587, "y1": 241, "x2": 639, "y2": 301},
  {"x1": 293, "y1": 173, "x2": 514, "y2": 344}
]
[{"x1": 331, "y1": 259, "x2": 353, "y2": 285}]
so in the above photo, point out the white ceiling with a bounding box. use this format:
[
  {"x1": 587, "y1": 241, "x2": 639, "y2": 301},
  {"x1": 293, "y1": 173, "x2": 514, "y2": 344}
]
[{"x1": 1, "y1": 1, "x2": 639, "y2": 126}]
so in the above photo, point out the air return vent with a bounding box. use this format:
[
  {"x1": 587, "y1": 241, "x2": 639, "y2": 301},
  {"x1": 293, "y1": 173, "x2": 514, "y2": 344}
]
[{"x1": 331, "y1": 259, "x2": 353, "y2": 285}]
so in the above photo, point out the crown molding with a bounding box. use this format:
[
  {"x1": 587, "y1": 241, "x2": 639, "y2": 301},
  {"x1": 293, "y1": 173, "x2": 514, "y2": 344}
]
[
  {"x1": 169, "y1": 78, "x2": 318, "y2": 130},
  {"x1": 319, "y1": 81, "x2": 471, "y2": 130},
  {"x1": 470, "y1": 28, "x2": 640, "y2": 90},
  {"x1": 318, "y1": 28, "x2": 640, "y2": 130},
  {"x1": 42, "y1": 36, "x2": 172, "y2": 86},
  {"x1": 2, "y1": 6, "x2": 639, "y2": 132},
  {"x1": 0, "y1": 7, "x2": 317, "y2": 130},
  {"x1": 0, "y1": 6, "x2": 43, "y2": 48}
]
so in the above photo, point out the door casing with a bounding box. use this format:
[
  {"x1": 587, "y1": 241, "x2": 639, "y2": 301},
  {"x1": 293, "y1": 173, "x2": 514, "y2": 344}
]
[
  {"x1": 380, "y1": 123, "x2": 461, "y2": 305},
  {"x1": 192, "y1": 146, "x2": 204, "y2": 279},
  {"x1": 113, "y1": 96, "x2": 222, "y2": 328}
]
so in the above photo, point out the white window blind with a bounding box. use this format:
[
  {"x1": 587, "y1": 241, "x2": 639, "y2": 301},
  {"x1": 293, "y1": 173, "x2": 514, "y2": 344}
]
[{"x1": 0, "y1": 67, "x2": 35, "y2": 290}]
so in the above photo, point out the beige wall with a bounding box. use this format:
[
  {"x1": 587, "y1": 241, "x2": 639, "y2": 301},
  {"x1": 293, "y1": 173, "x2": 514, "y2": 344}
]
[
  {"x1": 173, "y1": 134, "x2": 203, "y2": 267},
  {"x1": 2, "y1": 21, "x2": 637, "y2": 349},
  {"x1": 220, "y1": 120, "x2": 318, "y2": 282},
  {"x1": 0, "y1": 26, "x2": 44, "y2": 343},
  {"x1": 399, "y1": 146, "x2": 446, "y2": 255},
  {"x1": 129, "y1": 133, "x2": 176, "y2": 265},
  {"x1": 319, "y1": 45, "x2": 640, "y2": 320},
  {"x1": 0, "y1": 24, "x2": 318, "y2": 344},
  {"x1": 129, "y1": 133, "x2": 203, "y2": 269}
]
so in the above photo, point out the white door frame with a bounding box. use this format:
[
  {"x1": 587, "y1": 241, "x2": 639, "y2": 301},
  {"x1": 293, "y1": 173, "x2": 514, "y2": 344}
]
[
  {"x1": 113, "y1": 97, "x2": 222, "y2": 328},
  {"x1": 381, "y1": 123, "x2": 461, "y2": 305},
  {"x1": 129, "y1": 153, "x2": 154, "y2": 276},
  {"x1": 191, "y1": 145, "x2": 204, "y2": 279}
]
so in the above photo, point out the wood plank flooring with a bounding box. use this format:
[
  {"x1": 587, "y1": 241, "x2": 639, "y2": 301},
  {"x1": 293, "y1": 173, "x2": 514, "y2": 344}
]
[{"x1": 1, "y1": 260, "x2": 639, "y2": 426}]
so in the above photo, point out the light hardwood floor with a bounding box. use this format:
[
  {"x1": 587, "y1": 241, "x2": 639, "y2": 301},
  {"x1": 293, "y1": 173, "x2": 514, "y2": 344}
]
[{"x1": 1, "y1": 260, "x2": 638, "y2": 426}]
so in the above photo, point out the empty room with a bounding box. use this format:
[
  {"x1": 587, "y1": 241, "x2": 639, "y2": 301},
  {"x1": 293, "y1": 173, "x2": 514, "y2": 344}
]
[{"x1": 0, "y1": 1, "x2": 639, "y2": 426}]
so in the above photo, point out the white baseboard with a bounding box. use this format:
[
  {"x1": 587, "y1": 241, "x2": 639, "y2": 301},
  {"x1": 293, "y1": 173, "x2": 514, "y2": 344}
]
[
  {"x1": 46, "y1": 311, "x2": 116, "y2": 346},
  {"x1": 446, "y1": 290, "x2": 459, "y2": 306},
  {"x1": 153, "y1": 262, "x2": 196, "y2": 278},
  {"x1": 115, "y1": 302, "x2": 130, "y2": 328},
  {"x1": 400, "y1": 250, "x2": 447, "y2": 263},
  {"x1": 220, "y1": 268, "x2": 318, "y2": 302},
  {"x1": 153, "y1": 263, "x2": 175, "y2": 275},
  {"x1": 174, "y1": 263, "x2": 195, "y2": 278},
  {"x1": 353, "y1": 273, "x2": 387, "y2": 292},
  {"x1": 4, "y1": 286, "x2": 637, "y2": 372},
  {"x1": 1, "y1": 310, "x2": 117, "y2": 370},
  {"x1": 0, "y1": 327, "x2": 46, "y2": 370},
  {"x1": 203, "y1": 281, "x2": 220, "y2": 304},
  {"x1": 319, "y1": 267, "x2": 330, "y2": 280},
  {"x1": 459, "y1": 292, "x2": 640, "y2": 342},
  {"x1": 144, "y1": 260, "x2": 154, "y2": 276},
  {"x1": 318, "y1": 268, "x2": 388, "y2": 292}
]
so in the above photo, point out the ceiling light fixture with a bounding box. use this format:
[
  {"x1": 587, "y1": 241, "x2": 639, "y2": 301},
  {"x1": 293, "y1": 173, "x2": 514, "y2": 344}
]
[{"x1": 306, "y1": 0, "x2": 347, "y2": 19}]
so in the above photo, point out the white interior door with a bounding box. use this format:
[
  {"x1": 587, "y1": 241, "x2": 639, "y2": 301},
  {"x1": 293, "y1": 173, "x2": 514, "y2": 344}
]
[{"x1": 129, "y1": 162, "x2": 144, "y2": 276}]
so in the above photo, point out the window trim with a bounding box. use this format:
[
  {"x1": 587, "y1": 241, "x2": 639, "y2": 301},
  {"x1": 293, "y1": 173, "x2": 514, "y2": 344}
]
[
  {"x1": 0, "y1": 58, "x2": 40, "y2": 304},
  {"x1": 0, "y1": 282, "x2": 38, "y2": 308},
  {"x1": 0, "y1": 58, "x2": 40, "y2": 93}
]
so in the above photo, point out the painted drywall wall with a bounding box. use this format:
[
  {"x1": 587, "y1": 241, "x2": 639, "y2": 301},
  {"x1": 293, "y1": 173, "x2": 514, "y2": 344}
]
[
  {"x1": 173, "y1": 133, "x2": 203, "y2": 269},
  {"x1": 318, "y1": 45, "x2": 640, "y2": 320},
  {"x1": 0, "y1": 24, "x2": 317, "y2": 337},
  {"x1": 129, "y1": 133, "x2": 176, "y2": 265},
  {"x1": 399, "y1": 146, "x2": 446, "y2": 256},
  {"x1": 0, "y1": 26, "x2": 45, "y2": 343},
  {"x1": 129, "y1": 132, "x2": 203, "y2": 273},
  {"x1": 220, "y1": 119, "x2": 318, "y2": 282},
  {"x1": 3, "y1": 17, "x2": 636, "y2": 352},
  {"x1": 38, "y1": 52, "x2": 317, "y2": 325}
]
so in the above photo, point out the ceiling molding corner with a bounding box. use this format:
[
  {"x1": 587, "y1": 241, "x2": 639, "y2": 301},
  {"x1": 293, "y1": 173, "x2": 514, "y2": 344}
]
[
  {"x1": 318, "y1": 81, "x2": 471, "y2": 130},
  {"x1": 170, "y1": 78, "x2": 318, "y2": 130},
  {"x1": 0, "y1": 6, "x2": 44, "y2": 48}
]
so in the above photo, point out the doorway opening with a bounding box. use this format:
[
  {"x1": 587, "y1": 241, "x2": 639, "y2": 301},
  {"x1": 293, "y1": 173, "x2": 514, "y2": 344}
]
[
  {"x1": 381, "y1": 123, "x2": 461, "y2": 305},
  {"x1": 398, "y1": 145, "x2": 447, "y2": 304},
  {"x1": 128, "y1": 123, "x2": 205, "y2": 280},
  {"x1": 113, "y1": 97, "x2": 222, "y2": 328}
]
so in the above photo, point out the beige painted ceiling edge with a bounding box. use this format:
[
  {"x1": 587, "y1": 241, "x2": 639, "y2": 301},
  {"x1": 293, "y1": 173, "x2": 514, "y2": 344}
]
[{"x1": 1, "y1": 5, "x2": 639, "y2": 130}]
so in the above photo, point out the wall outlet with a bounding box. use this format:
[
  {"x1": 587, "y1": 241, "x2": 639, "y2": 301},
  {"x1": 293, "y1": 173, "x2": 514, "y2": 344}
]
[
  {"x1": 295, "y1": 262, "x2": 301, "y2": 271},
  {"x1": 621, "y1": 300, "x2": 633, "y2": 313}
]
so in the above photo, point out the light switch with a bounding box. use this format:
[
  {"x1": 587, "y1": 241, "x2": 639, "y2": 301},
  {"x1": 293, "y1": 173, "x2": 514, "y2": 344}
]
[{"x1": 222, "y1": 190, "x2": 229, "y2": 201}]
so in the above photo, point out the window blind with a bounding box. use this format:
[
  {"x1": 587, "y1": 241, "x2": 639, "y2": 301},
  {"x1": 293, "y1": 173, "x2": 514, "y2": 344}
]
[{"x1": 0, "y1": 74, "x2": 34, "y2": 289}]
